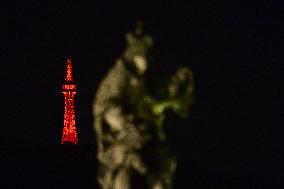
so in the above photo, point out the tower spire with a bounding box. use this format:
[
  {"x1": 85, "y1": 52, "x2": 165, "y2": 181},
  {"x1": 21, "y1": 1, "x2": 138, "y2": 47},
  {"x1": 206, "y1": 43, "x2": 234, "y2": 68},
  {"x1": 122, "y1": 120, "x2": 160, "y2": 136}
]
[
  {"x1": 61, "y1": 58, "x2": 78, "y2": 144},
  {"x1": 65, "y1": 58, "x2": 74, "y2": 82}
]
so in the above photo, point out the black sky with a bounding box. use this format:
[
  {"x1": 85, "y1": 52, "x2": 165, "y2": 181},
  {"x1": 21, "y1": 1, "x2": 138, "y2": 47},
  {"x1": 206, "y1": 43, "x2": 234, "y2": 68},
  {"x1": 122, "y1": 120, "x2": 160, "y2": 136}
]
[{"x1": 1, "y1": 1, "x2": 283, "y2": 188}]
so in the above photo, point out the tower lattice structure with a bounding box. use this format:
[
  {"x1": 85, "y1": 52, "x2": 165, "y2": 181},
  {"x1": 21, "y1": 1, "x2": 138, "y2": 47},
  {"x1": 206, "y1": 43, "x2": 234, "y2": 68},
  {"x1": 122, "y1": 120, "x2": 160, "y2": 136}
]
[{"x1": 61, "y1": 58, "x2": 78, "y2": 144}]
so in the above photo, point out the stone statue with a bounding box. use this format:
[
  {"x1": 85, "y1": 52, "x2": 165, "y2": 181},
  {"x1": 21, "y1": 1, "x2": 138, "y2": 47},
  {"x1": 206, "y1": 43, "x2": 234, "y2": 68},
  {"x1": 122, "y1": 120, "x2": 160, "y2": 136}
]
[{"x1": 93, "y1": 22, "x2": 194, "y2": 189}]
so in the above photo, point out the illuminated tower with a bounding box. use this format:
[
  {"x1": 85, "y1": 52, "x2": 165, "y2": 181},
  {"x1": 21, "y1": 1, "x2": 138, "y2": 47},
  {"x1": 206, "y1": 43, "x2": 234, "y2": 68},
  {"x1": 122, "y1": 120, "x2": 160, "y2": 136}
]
[{"x1": 61, "y1": 58, "x2": 78, "y2": 144}]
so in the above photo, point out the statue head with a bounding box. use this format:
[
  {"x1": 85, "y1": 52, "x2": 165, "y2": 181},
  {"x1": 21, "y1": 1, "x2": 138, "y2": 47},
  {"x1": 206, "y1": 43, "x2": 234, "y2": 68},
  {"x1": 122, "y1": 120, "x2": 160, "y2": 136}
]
[
  {"x1": 134, "y1": 20, "x2": 144, "y2": 36},
  {"x1": 123, "y1": 21, "x2": 154, "y2": 75}
]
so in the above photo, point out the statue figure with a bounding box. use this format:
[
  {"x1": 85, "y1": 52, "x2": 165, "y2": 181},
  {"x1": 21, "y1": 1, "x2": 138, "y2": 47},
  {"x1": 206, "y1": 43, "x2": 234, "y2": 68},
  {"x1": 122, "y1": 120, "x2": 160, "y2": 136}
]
[{"x1": 93, "y1": 21, "x2": 194, "y2": 189}]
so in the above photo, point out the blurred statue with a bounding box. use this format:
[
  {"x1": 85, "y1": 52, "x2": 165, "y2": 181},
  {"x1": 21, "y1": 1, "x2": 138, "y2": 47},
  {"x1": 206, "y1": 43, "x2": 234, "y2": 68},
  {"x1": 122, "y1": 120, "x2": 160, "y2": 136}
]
[{"x1": 93, "y1": 21, "x2": 194, "y2": 189}]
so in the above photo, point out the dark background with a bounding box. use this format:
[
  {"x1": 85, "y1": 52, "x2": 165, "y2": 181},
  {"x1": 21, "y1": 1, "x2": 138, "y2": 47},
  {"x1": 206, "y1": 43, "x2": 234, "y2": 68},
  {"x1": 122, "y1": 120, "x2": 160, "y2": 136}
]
[{"x1": 1, "y1": 1, "x2": 283, "y2": 188}]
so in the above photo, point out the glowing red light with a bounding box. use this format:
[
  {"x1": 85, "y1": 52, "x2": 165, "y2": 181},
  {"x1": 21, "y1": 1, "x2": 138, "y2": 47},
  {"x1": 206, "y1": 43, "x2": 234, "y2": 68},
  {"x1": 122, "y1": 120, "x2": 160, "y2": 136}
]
[{"x1": 61, "y1": 58, "x2": 78, "y2": 144}]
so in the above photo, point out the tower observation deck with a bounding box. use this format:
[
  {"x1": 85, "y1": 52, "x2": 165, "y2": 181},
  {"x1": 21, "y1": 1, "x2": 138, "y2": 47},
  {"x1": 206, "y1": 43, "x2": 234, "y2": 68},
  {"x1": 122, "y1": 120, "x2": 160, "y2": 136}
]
[{"x1": 61, "y1": 58, "x2": 78, "y2": 144}]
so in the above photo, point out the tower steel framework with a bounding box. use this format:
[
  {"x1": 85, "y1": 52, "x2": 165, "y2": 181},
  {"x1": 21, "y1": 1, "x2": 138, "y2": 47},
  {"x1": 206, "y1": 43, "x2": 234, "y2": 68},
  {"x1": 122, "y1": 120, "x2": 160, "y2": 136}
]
[{"x1": 61, "y1": 58, "x2": 78, "y2": 144}]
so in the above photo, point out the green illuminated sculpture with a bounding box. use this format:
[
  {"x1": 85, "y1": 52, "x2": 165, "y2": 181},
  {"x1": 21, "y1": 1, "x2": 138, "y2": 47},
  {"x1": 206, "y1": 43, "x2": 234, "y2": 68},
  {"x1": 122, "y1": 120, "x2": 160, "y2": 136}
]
[{"x1": 93, "y1": 22, "x2": 194, "y2": 189}]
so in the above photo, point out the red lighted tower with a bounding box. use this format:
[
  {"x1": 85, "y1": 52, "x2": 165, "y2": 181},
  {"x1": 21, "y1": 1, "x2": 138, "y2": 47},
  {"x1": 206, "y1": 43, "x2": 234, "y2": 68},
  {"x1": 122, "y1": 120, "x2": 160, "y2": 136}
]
[{"x1": 61, "y1": 58, "x2": 78, "y2": 144}]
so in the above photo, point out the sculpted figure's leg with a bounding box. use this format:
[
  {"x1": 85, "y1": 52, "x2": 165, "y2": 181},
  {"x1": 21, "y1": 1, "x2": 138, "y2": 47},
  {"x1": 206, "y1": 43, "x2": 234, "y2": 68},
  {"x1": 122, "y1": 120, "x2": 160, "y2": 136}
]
[
  {"x1": 98, "y1": 167, "x2": 114, "y2": 189},
  {"x1": 113, "y1": 168, "x2": 130, "y2": 189},
  {"x1": 153, "y1": 181, "x2": 163, "y2": 189},
  {"x1": 127, "y1": 153, "x2": 147, "y2": 174}
]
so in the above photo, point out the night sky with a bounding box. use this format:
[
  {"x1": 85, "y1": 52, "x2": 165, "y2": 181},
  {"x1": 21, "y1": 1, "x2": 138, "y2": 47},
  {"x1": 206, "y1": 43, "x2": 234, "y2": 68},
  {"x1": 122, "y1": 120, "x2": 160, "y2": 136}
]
[{"x1": 2, "y1": 1, "x2": 283, "y2": 188}]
